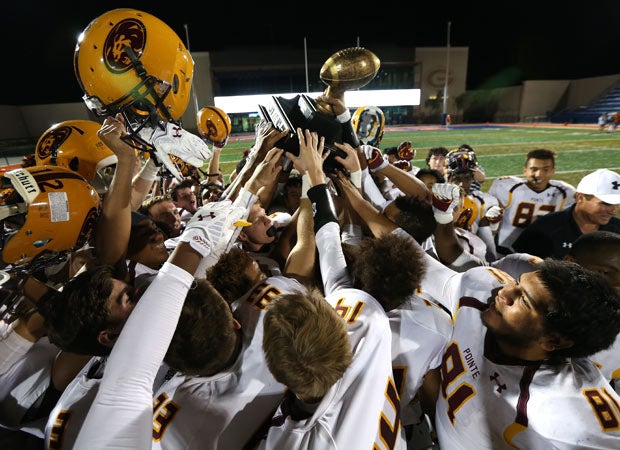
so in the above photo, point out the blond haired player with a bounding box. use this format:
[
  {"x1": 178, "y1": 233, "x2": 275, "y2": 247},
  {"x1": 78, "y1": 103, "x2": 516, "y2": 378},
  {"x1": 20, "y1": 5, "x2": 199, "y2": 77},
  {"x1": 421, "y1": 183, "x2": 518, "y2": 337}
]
[{"x1": 254, "y1": 128, "x2": 406, "y2": 449}]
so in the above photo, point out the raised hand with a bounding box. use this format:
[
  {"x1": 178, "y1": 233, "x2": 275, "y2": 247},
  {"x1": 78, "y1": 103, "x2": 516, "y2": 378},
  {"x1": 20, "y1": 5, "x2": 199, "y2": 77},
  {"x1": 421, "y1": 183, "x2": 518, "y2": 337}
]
[
  {"x1": 392, "y1": 160, "x2": 412, "y2": 171},
  {"x1": 432, "y1": 183, "x2": 461, "y2": 224},
  {"x1": 97, "y1": 114, "x2": 136, "y2": 163},
  {"x1": 396, "y1": 141, "x2": 416, "y2": 161},
  {"x1": 483, "y1": 205, "x2": 503, "y2": 231},
  {"x1": 286, "y1": 128, "x2": 325, "y2": 186},
  {"x1": 333, "y1": 141, "x2": 360, "y2": 173},
  {"x1": 252, "y1": 120, "x2": 289, "y2": 159},
  {"x1": 362, "y1": 145, "x2": 388, "y2": 172},
  {"x1": 245, "y1": 147, "x2": 284, "y2": 195}
]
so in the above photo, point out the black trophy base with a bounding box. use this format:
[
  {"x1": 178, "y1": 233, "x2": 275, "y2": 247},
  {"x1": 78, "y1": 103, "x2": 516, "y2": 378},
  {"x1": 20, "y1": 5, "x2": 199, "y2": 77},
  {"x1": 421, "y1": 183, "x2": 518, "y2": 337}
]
[{"x1": 257, "y1": 95, "x2": 347, "y2": 165}]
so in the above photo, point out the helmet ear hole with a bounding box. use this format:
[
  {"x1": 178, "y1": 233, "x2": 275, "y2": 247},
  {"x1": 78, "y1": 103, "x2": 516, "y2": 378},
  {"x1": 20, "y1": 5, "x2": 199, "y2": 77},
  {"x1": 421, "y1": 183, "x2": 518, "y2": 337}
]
[
  {"x1": 172, "y1": 74, "x2": 179, "y2": 94},
  {"x1": 34, "y1": 120, "x2": 118, "y2": 194},
  {"x1": 69, "y1": 157, "x2": 80, "y2": 172}
]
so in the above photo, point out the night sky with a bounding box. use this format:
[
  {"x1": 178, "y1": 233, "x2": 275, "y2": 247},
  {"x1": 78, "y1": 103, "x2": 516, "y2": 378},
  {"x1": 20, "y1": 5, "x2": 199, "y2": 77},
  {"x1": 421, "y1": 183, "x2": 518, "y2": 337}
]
[{"x1": 5, "y1": 1, "x2": 620, "y2": 105}]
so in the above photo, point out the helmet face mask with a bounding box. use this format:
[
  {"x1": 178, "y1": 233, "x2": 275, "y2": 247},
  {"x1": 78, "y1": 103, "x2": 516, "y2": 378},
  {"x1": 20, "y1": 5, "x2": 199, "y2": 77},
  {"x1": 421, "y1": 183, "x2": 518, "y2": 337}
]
[
  {"x1": 0, "y1": 166, "x2": 101, "y2": 266},
  {"x1": 35, "y1": 120, "x2": 118, "y2": 194},
  {"x1": 352, "y1": 106, "x2": 385, "y2": 146},
  {"x1": 74, "y1": 8, "x2": 194, "y2": 150}
]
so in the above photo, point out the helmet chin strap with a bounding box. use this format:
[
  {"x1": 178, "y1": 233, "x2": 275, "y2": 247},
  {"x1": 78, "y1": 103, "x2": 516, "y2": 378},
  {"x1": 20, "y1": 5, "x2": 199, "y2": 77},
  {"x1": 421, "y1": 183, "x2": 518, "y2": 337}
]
[{"x1": 266, "y1": 225, "x2": 277, "y2": 238}]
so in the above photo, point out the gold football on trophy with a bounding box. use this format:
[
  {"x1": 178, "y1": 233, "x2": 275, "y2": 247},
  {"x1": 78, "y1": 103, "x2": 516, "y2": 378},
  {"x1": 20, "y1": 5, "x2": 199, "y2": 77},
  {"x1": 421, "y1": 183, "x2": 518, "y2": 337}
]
[{"x1": 316, "y1": 47, "x2": 380, "y2": 115}]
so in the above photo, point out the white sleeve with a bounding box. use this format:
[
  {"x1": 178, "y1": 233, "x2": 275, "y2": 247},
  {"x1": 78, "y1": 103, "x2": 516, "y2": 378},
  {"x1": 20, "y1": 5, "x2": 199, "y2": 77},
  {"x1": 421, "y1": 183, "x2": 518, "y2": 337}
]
[
  {"x1": 0, "y1": 320, "x2": 34, "y2": 376},
  {"x1": 361, "y1": 168, "x2": 391, "y2": 210},
  {"x1": 316, "y1": 221, "x2": 352, "y2": 295},
  {"x1": 73, "y1": 262, "x2": 193, "y2": 450},
  {"x1": 476, "y1": 226, "x2": 499, "y2": 262},
  {"x1": 392, "y1": 228, "x2": 461, "y2": 313}
]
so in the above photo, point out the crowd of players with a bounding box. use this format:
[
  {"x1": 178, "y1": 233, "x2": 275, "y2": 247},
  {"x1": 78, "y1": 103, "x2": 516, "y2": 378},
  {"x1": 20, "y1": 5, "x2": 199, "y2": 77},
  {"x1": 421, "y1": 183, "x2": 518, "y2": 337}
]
[{"x1": 2, "y1": 7, "x2": 620, "y2": 450}]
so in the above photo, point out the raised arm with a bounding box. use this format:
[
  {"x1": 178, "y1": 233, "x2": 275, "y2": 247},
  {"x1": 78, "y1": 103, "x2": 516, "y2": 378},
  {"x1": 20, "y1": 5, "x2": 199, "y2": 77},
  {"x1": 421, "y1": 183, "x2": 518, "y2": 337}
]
[
  {"x1": 288, "y1": 128, "x2": 352, "y2": 294},
  {"x1": 222, "y1": 120, "x2": 288, "y2": 202},
  {"x1": 95, "y1": 114, "x2": 138, "y2": 266}
]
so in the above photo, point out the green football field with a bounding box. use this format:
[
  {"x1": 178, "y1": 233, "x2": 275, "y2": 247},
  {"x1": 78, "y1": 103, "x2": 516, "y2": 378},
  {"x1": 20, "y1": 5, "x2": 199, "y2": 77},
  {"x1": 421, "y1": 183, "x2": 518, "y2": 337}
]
[{"x1": 217, "y1": 124, "x2": 620, "y2": 191}]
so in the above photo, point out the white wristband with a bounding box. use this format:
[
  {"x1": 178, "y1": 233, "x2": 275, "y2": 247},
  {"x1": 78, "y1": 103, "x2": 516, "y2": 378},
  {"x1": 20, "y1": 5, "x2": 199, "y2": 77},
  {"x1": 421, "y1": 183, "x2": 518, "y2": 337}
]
[
  {"x1": 349, "y1": 169, "x2": 362, "y2": 189},
  {"x1": 138, "y1": 158, "x2": 159, "y2": 182},
  {"x1": 336, "y1": 109, "x2": 351, "y2": 123},
  {"x1": 434, "y1": 212, "x2": 454, "y2": 225},
  {"x1": 301, "y1": 173, "x2": 311, "y2": 199}
]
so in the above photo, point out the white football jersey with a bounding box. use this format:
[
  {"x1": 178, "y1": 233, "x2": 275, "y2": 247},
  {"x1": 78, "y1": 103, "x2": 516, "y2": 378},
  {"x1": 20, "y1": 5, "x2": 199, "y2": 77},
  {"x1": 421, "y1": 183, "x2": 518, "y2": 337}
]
[
  {"x1": 150, "y1": 275, "x2": 302, "y2": 450},
  {"x1": 490, "y1": 252, "x2": 543, "y2": 278},
  {"x1": 258, "y1": 287, "x2": 404, "y2": 450},
  {"x1": 488, "y1": 176, "x2": 575, "y2": 252},
  {"x1": 256, "y1": 221, "x2": 405, "y2": 449},
  {"x1": 420, "y1": 261, "x2": 620, "y2": 449},
  {"x1": 489, "y1": 254, "x2": 620, "y2": 394},
  {"x1": 45, "y1": 356, "x2": 104, "y2": 449},
  {"x1": 455, "y1": 227, "x2": 489, "y2": 262},
  {"x1": 388, "y1": 293, "x2": 452, "y2": 426},
  {"x1": 0, "y1": 337, "x2": 57, "y2": 434}
]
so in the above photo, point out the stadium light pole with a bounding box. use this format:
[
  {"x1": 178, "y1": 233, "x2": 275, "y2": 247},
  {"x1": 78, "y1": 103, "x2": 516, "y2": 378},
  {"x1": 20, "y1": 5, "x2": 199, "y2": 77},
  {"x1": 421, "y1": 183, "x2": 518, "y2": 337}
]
[
  {"x1": 442, "y1": 21, "x2": 451, "y2": 118},
  {"x1": 304, "y1": 37, "x2": 309, "y2": 93}
]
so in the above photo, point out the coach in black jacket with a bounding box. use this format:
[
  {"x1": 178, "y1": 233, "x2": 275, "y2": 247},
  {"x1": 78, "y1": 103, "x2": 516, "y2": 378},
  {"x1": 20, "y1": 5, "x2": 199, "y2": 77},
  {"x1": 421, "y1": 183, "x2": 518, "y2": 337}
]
[{"x1": 513, "y1": 169, "x2": 620, "y2": 259}]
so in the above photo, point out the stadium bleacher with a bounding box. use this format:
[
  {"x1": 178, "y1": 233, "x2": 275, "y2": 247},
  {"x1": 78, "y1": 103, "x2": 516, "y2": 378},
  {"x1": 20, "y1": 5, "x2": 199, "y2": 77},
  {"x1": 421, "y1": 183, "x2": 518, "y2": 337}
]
[{"x1": 551, "y1": 82, "x2": 620, "y2": 124}]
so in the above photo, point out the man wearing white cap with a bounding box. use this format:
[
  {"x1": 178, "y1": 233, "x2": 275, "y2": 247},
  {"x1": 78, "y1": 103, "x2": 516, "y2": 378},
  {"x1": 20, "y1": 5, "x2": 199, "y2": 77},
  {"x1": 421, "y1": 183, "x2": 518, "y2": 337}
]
[{"x1": 513, "y1": 168, "x2": 620, "y2": 258}]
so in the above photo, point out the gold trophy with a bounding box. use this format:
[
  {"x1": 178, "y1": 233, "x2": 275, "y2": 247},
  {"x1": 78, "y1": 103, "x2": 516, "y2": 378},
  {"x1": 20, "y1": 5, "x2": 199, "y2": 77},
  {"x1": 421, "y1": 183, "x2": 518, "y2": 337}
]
[
  {"x1": 315, "y1": 47, "x2": 381, "y2": 115},
  {"x1": 258, "y1": 47, "x2": 380, "y2": 156}
]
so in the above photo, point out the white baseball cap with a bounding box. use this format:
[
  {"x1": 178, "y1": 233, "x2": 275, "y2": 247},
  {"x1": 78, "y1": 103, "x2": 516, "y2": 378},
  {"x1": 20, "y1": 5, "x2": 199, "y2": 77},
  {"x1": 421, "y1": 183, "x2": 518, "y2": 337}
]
[{"x1": 576, "y1": 169, "x2": 620, "y2": 204}]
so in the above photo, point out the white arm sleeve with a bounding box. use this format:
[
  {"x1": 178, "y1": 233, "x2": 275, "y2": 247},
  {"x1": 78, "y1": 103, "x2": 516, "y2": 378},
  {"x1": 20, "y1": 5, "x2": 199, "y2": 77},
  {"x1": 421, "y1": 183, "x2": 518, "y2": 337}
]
[
  {"x1": 316, "y1": 221, "x2": 352, "y2": 295},
  {"x1": 73, "y1": 262, "x2": 193, "y2": 450},
  {"x1": 361, "y1": 168, "x2": 391, "y2": 210}
]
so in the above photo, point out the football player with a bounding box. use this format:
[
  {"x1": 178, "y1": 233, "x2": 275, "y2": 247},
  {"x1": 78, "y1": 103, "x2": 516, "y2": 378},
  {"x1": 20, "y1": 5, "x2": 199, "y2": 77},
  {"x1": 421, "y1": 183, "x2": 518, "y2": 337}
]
[
  {"x1": 338, "y1": 171, "x2": 620, "y2": 449},
  {"x1": 488, "y1": 148, "x2": 575, "y2": 255}
]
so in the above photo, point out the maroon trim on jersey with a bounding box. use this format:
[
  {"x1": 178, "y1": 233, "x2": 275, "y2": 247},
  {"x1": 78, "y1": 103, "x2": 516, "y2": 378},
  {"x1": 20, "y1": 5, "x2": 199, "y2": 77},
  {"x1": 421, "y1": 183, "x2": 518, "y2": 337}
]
[
  {"x1": 515, "y1": 365, "x2": 540, "y2": 426},
  {"x1": 457, "y1": 296, "x2": 487, "y2": 311}
]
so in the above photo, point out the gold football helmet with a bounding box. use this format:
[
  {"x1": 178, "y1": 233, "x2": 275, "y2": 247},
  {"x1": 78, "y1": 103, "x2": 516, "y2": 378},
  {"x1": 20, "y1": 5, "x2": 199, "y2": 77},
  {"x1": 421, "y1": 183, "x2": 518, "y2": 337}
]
[
  {"x1": 351, "y1": 105, "x2": 385, "y2": 146},
  {"x1": 0, "y1": 165, "x2": 101, "y2": 266},
  {"x1": 35, "y1": 120, "x2": 118, "y2": 194},
  {"x1": 74, "y1": 8, "x2": 194, "y2": 144},
  {"x1": 196, "y1": 106, "x2": 232, "y2": 147}
]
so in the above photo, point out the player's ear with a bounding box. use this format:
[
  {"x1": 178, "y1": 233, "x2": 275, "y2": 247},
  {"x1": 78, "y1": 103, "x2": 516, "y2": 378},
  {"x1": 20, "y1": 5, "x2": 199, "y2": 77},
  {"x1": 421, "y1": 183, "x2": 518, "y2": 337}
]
[
  {"x1": 98, "y1": 329, "x2": 121, "y2": 348},
  {"x1": 237, "y1": 230, "x2": 249, "y2": 243},
  {"x1": 540, "y1": 333, "x2": 573, "y2": 353}
]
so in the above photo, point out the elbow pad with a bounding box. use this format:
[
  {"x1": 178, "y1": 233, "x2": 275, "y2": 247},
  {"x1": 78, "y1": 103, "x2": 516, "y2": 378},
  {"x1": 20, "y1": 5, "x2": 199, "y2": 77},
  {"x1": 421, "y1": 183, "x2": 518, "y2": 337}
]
[{"x1": 307, "y1": 184, "x2": 338, "y2": 233}]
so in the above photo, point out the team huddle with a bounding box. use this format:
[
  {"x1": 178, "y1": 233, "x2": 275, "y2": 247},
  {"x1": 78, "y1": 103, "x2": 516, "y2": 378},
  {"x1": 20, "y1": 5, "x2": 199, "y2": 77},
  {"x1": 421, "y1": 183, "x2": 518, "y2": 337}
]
[{"x1": 2, "y1": 7, "x2": 620, "y2": 450}]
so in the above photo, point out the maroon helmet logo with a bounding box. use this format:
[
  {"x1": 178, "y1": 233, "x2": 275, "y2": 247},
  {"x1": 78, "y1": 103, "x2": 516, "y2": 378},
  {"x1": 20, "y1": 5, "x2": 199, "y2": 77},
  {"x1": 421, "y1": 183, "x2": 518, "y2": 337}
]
[
  {"x1": 36, "y1": 126, "x2": 72, "y2": 160},
  {"x1": 103, "y1": 18, "x2": 146, "y2": 74}
]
